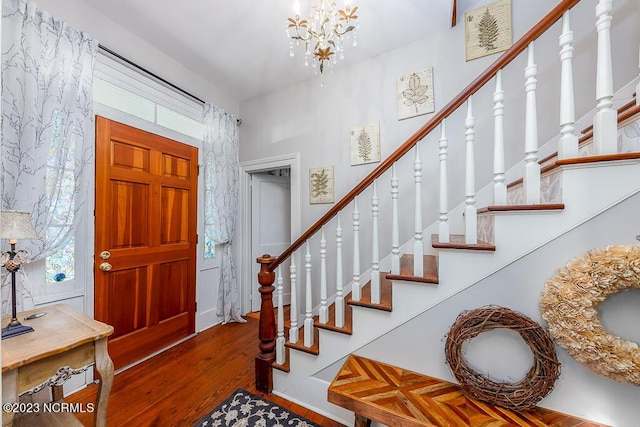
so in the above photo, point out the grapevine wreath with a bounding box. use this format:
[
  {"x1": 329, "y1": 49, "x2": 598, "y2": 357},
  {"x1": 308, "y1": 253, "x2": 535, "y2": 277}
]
[
  {"x1": 445, "y1": 306, "x2": 560, "y2": 411},
  {"x1": 540, "y1": 245, "x2": 640, "y2": 385}
]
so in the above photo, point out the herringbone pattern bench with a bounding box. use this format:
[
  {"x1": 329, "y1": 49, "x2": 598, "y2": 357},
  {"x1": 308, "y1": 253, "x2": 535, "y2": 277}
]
[{"x1": 328, "y1": 354, "x2": 607, "y2": 427}]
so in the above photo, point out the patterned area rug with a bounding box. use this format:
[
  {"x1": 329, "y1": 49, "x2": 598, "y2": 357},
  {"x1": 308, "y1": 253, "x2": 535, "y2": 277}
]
[{"x1": 194, "y1": 388, "x2": 321, "y2": 427}]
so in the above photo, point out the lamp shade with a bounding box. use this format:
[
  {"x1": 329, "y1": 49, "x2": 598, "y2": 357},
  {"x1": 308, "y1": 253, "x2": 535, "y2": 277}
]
[{"x1": 0, "y1": 211, "x2": 40, "y2": 241}]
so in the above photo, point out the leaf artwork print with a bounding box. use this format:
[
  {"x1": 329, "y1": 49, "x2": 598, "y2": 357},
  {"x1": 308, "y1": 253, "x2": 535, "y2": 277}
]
[
  {"x1": 357, "y1": 128, "x2": 372, "y2": 162},
  {"x1": 311, "y1": 169, "x2": 329, "y2": 198},
  {"x1": 464, "y1": 0, "x2": 512, "y2": 61},
  {"x1": 477, "y1": 8, "x2": 499, "y2": 51},
  {"x1": 403, "y1": 73, "x2": 429, "y2": 114},
  {"x1": 309, "y1": 165, "x2": 334, "y2": 204},
  {"x1": 397, "y1": 68, "x2": 435, "y2": 120},
  {"x1": 350, "y1": 122, "x2": 380, "y2": 166}
]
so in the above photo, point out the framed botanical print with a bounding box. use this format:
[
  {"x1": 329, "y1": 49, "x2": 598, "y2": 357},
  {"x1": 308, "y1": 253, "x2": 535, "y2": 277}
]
[
  {"x1": 397, "y1": 67, "x2": 435, "y2": 120},
  {"x1": 309, "y1": 165, "x2": 334, "y2": 204},
  {"x1": 465, "y1": 0, "x2": 512, "y2": 61},
  {"x1": 350, "y1": 122, "x2": 381, "y2": 166}
]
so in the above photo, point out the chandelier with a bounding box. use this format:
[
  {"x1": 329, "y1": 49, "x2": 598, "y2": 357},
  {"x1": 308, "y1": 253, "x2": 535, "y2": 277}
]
[{"x1": 286, "y1": 0, "x2": 359, "y2": 75}]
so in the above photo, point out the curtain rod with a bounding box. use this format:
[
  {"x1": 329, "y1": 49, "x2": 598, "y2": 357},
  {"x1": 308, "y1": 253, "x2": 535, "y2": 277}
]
[{"x1": 98, "y1": 44, "x2": 242, "y2": 126}]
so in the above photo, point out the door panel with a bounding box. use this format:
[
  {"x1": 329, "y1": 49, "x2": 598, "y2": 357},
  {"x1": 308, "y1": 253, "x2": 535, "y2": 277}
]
[
  {"x1": 107, "y1": 267, "x2": 149, "y2": 338},
  {"x1": 158, "y1": 260, "x2": 188, "y2": 320},
  {"x1": 162, "y1": 154, "x2": 191, "y2": 178},
  {"x1": 161, "y1": 187, "x2": 189, "y2": 244},
  {"x1": 95, "y1": 116, "x2": 197, "y2": 370},
  {"x1": 110, "y1": 181, "x2": 150, "y2": 248},
  {"x1": 112, "y1": 142, "x2": 150, "y2": 171}
]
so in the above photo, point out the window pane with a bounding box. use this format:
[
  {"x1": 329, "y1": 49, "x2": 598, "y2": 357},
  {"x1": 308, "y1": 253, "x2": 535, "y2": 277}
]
[
  {"x1": 94, "y1": 78, "x2": 156, "y2": 123},
  {"x1": 204, "y1": 237, "x2": 215, "y2": 259},
  {"x1": 45, "y1": 114, "x2": 76, "y2": 285},
  {"x1": 46, "y1": 237, "x2": 75, "y2": 283},
  {"x1": 157, "y1": 105, "x2": 204, "y2": 140}
]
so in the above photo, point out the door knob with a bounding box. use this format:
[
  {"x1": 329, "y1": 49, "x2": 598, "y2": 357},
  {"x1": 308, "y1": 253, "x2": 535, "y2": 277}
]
[
  {"x1": 100, "y1": 251, "x2": 111, "y2": 260},
  {"x1": 99, "y1": 262, "x2": 112, "y2": 272}
]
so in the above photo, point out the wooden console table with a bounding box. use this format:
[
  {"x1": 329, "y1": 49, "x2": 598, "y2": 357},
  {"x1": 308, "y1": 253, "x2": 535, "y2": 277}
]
[
  {"x1": 2, "y1": 304, "x2": 114, "y2": 427},
  {"x1": 328, "y1": 354, "x2": 608, "y2": 427}
]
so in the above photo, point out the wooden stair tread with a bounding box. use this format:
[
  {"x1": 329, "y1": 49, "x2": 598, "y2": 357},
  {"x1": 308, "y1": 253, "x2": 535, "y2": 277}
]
[
  {"x1": 328, "y1": 354, "x2": 609, "y2": 427},
  {"x1": 279, "y1": 302, "x2": 354, "y2": 369},
  {"x1": 477, "y1": 203, "x2": 565, "y2": 214},
  {"x1": 581, "y1": 98, "x2": 638, "y2": 134},
  {"x1": 620, "y1": 102, "x2": 640, "y2": 124},
  {"x1": 431, "y1": 234, "x2": 495, "y2": 251},
  {"x1": 285, "y1": 324, "x2": 320, "y2": 355},
  {"x1": 508, "y1": 104, "x2": 640, "y2": 189},
  {"x1": 315, "y1": 301, "x2": 353, "y2": 335},
  {"x1": 506, "y1": 162, "x2": 560, "y2": 188},
  {"x1": 346, "y1": 277, "x2": 393, "y2": 312},
  {"x1": 272, "y1": 346, "x2": 290, "y2": 373},
  {"x1": 556, "y1": 151, "x2": 640, "y2": 166},
  {"x1": 385, "y1": 254, "x2": 438, "y2": 284},
  {"x1": 538, "y1": 150, "x2": 560, "y2": 165}
]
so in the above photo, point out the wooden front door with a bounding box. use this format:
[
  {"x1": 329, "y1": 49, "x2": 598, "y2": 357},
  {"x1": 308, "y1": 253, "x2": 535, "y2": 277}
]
[{"x1": 95, "y1": 116, "x2": 198, "y2": 370}]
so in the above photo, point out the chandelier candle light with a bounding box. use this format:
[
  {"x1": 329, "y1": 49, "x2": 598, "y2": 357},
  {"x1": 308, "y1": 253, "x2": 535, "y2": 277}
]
[{"x1": 287, "y1": 0, "x2": 359, "y2": 75}]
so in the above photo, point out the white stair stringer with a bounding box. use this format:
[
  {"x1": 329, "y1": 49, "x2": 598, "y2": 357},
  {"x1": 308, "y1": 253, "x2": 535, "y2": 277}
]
[{"x1": 272, "y1": 157, "x2": 640, "y2": 423}]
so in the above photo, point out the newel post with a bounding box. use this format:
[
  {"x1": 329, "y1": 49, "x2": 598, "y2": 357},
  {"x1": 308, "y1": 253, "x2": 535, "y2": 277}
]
[{"x1": 255, "y1": 254, "x2": 276, "y2": 393}]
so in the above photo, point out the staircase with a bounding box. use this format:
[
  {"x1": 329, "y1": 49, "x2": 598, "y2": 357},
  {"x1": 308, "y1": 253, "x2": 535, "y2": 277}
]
[{"x1": 254, "y1": 0, "x2": 640, "y2": 425}]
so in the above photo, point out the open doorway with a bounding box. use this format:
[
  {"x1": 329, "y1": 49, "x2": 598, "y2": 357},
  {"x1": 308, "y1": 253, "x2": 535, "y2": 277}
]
[
  {"x1": 250, "y1": 170, "x2": 291, "y2": 312},
  {"x1": 239, "y1": 154, "x2": 300, "y2": 316}
]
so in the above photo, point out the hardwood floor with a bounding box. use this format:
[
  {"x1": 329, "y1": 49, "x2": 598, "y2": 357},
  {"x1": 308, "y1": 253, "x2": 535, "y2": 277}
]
[{"x1": 66, "y1": 316, "x2": 345, "y2": 427}]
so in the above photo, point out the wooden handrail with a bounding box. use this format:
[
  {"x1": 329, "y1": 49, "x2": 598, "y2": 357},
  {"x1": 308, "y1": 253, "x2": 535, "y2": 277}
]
[{"x1": 267, "y1": 0, "x2": 581, "y2": 272}]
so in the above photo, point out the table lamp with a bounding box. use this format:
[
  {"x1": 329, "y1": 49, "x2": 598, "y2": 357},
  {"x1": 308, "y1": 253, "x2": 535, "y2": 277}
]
[{"x1": 1, "y1": 210, "x2": 40, "y2": 339}]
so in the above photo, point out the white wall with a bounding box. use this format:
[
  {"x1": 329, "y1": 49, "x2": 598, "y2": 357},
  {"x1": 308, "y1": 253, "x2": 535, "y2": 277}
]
[
  {"x1": 239, "y1": 0, "x2": 640, "y2": 310},
  {"x1": 35, "y1": 0, "x2": 239, "y2": 116},
  {"x1": 337, "y1": 191, "x2": 640, "y2": 427}
]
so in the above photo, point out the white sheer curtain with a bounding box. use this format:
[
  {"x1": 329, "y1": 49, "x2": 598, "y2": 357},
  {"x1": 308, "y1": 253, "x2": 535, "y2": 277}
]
[
  {"x1": 203, "y1": 103, "x2": 245, "y2": 324},
  {"x1": 1, "y1": 0, "x2": 96, "y2": 312}
]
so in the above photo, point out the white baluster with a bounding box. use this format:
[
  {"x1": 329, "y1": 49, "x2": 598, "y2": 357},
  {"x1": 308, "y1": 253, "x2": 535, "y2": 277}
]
[
  {"x1": 390, "y1": 164, "x2": 400, "y2": 275},
  {"x1": 275, "y1": 267, "x2": 285, "y2": 365},
  {"x1": 465, "y1": 97, "x2": 477, "y2": 245},
  {"x1": 352, "y1": 197, "x2": 361, "y2": 301},
  {"x1": 637, "y1": 43, "x2": 640, "y2": 106},
  {"x1": 438, "y1": 120, "x2": 450, "y2": 243},
  {"x1": 413, "y1": 144, "x2": 424, "y2": 276},
  {"x1": 371, "y1": 180, "x2": 380, "y2": 304},
  {"x1": 493, "y1": 70, "x2": 507, "y2": 204},
  {"x1": 304, "y1": 241, "x2": 314, "y2": 347},
  {"x1": 319, "y1": 227, "x2": 328, "y2": 324},
  {"x1": 593, "y1": 0, "x2": 617, "y2": 154},
  {"x1": 558, "y1": 11, "x2": 579, "y2": 159},
  {"x1": 335, "y1": 213, "x2": 344, "y2": 328},
  {"x1": 524, "y1": 42, "x2": 541, "y2": 204},
  {"x1": 289, "y1": 256, "x2": 298, "y2": 343}
]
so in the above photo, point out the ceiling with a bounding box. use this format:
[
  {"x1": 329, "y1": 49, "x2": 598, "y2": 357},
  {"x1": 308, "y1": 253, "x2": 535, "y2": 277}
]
[{"x1": 78, "y1": 0, "x2": 454, "y2": 101}]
